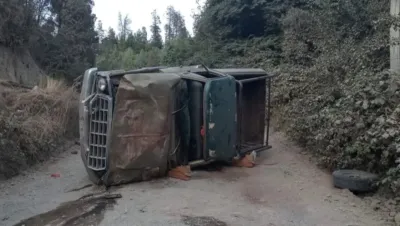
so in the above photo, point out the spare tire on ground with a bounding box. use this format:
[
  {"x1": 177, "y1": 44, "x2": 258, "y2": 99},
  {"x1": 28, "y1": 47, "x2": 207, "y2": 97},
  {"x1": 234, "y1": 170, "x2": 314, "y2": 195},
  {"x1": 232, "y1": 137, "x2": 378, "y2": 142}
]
[{"x1": 332, "y1": 169, "x2": 379, "y2": 192}]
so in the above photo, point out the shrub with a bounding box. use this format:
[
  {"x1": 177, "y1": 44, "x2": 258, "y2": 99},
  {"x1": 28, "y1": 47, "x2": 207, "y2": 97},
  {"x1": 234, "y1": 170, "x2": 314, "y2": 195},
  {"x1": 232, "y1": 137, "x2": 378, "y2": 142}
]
[
  {"x1": 271, "y1": 0, "x2": 400, "y2": 194},
  {"x1": 0, "y1": 79, "x2": 79, "y2": 178}
]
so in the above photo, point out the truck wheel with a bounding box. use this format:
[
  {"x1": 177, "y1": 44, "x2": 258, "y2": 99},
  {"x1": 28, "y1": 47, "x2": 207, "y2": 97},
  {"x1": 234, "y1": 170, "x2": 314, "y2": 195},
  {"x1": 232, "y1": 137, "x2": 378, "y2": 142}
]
[{"x1": 332, "y1": 169, "x2": 378, "y2": 192}]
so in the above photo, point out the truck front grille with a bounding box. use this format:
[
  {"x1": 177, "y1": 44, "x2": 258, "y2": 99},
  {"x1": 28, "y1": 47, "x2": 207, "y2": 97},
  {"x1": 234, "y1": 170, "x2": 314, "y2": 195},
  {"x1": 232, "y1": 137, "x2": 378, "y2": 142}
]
[{"x1": 87, "y1": 94, "x2": 113, "y2": 171}]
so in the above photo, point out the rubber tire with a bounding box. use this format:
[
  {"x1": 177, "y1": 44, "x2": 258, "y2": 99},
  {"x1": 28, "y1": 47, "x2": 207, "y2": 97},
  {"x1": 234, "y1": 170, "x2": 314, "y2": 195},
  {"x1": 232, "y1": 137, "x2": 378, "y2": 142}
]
[{"x1": 332, "y1": 169, "x2": 378, "y2": 192}]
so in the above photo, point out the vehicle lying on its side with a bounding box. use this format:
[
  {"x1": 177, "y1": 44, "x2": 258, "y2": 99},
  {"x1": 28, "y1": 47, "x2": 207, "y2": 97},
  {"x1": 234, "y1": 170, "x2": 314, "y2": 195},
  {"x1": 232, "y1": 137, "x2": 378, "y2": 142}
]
[{"x1": 79, "y1": 66, "x2": 275, "y2": 186}]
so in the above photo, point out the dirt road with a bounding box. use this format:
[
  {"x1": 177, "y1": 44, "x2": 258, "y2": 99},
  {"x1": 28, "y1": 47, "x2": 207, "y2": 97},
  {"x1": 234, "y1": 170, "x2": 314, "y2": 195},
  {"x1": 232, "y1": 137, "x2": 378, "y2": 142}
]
[{"x1": 0, "y1": 130, "x2": 393, "y2": 226}]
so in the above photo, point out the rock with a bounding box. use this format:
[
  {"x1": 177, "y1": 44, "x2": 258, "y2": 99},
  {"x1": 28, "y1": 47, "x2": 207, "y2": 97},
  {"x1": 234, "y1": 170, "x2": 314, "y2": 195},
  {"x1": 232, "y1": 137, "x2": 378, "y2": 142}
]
[
  {"x1": 340, "y1": 189, "x2": 354, "y2": 197},
  {"x1": 384, "y1": 200, "x2": 397, "y2": 213},
  {"x1": 386, "y1": 199, "x2": 396, "y2": 207},
  {"x1": 371, "y1": 200, "x2": 381, "y2": 211},
  {"x1": 379, "y1": 206, "x2": 389, "y2": 212},
  {"x1": 395, "y1": 213, "x2": 400, "y2": 226},
  {"x1": 71, "y1": 150, "x2": 78, "y2": 155}
]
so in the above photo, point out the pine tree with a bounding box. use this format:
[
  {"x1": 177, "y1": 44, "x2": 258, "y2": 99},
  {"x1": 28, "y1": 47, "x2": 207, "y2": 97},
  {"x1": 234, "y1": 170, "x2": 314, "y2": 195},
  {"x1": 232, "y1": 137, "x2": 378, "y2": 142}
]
[
  {"x1": 44, "y1": 0, "x2": 98, "y2": 78},
  {"x1": 118, "y1": 12, "x2": 132, "y2": 41},
  {"x1": 96, "y1": 20, "x2": 105, "y2": 42},
  {"x1": 164, "y1": 6, "x2": 188, "y2": 41},
  {"x1": 150, "y1": 10, "x2": 163, "y2": 49}
]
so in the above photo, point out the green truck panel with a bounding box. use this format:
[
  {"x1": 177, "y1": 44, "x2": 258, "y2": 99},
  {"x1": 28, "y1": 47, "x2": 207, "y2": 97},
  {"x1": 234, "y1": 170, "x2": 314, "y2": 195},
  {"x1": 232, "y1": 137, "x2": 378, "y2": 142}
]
[{"x1": 203, "y1": 76, "x2": 237, "y2": 161}]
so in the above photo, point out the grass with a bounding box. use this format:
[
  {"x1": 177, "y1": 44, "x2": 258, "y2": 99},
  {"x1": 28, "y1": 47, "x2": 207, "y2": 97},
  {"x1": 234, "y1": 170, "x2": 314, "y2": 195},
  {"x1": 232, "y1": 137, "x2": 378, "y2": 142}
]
[{"x1": 0, "y1": 77, "x2": 79, "y2": 178}]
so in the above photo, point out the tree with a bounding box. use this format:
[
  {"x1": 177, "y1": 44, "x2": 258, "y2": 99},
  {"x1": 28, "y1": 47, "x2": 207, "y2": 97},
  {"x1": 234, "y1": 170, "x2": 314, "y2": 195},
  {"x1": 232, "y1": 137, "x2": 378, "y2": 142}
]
[
  {"x1": 150, "y1": 9, "x2": 163, "y2": 49},
  {"x1": 44, "y1": 0, "x2": 98, "y2": 79},
  {"x1": 117, "y1": 12, "x2": 132, "y2": 41},
  {"x1": 33, "y1": 0, "x2": 52, "y2": 24},
  {"x1": 100, "y1": 27, "x2": 117, "y2": 49},
  {"x1": 106, "y1": 28, "x2": 117, "y2": 43},
  {"x1": 139, "y1": 27, "x2": 148, "y2": 43},
  {"x1": 162, "y1": 38, "x2": 194, "y2": 65},
  {"x1": 194, "y1": 0, "x2": 290, "y2": 40},
  {"x1": 96, "y1": 20, "x2": 105, "y2": 42},
  {"x1": 0, "y1": 0, "x2": 41, "y2": 47},
  {"x1": 121, "y1": 47, "x2": 136, "y2": 69},
  {"x1": 1, "y1": 0, "x2": 99, "y2": 80},
  {"x1": 164, "y1": 6, "x2": 188, "y2": 41},
  {"x1": 126, "y1": 27, "x2": 148, "y2": 52},
  {"x1": 135, "y1": 47, "x2": 162, "y2": 68}
]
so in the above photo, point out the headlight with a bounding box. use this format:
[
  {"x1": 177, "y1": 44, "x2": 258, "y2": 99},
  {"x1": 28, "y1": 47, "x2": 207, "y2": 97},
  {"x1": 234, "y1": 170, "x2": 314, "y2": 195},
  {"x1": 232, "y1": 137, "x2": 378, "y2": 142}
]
[{"x1": 98, "y1": 78, "x2": 107, "y2": 91}]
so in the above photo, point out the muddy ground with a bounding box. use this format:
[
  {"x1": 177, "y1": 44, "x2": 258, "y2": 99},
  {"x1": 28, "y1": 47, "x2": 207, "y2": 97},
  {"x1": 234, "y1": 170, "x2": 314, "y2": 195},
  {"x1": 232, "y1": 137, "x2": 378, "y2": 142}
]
[{"x1": 0, "y1": 130, "x2": 394, "y2": 226}]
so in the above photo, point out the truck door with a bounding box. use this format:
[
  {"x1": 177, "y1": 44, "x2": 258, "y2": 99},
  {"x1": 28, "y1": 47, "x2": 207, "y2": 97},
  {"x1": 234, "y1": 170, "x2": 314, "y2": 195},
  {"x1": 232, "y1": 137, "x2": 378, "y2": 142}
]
[{"x1": 203, "y1": 76, "x2": 237, "y2": 161}]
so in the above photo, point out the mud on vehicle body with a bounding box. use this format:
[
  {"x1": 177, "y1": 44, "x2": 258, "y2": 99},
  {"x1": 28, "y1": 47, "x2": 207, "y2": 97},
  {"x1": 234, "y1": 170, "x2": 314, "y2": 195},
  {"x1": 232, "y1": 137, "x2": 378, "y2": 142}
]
[{"x1": 79, "y1": 66, "x2": 275, "y2": 186}]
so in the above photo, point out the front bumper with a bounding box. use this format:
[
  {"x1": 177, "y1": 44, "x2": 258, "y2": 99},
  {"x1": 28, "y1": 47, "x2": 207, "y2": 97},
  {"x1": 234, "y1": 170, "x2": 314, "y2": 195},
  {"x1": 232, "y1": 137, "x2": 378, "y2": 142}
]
[{"x1": 79, "y1": 68, "x2": 116, "y2": 184}]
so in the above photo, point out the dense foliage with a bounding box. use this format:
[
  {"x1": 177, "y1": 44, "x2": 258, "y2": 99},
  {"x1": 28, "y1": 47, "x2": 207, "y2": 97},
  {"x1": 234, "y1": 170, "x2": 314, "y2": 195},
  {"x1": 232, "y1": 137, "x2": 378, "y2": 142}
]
[
  {"x1": 95, "y1": 7, "x2": 197, "y2": 70},
  {"x1": 0, "y1": 0, "x2": 98, "y2": 80},
  {"x1": 272, "y1": 0, "x2": 400, "y2": 193}
]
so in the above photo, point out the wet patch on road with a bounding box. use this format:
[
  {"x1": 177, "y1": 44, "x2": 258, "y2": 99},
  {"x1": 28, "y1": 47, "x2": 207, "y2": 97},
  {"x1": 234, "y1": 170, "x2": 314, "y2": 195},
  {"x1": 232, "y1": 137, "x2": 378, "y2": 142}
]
[
  {"x1": 65, "y1": 183, "x2": 93, "y2": 192},
  {"x1": 13, "y1": 193, "x2": 121, "y2": 226},
  {"x1": 181, "y1": 215, "x2": 227, "y2": 226}
]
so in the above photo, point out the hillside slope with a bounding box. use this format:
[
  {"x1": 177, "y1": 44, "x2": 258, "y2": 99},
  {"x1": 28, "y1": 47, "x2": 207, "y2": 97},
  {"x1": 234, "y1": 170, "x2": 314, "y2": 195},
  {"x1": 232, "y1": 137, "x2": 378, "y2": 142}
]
[{"x1": 0, "y1": 46, "x2": 45, "y2": 86}]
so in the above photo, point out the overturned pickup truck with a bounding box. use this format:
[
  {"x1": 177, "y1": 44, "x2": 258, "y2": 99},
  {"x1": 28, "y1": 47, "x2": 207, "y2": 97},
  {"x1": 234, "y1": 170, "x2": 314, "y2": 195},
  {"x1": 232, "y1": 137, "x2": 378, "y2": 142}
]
[{"x1": 79, "y1": 66, "x2": 275, "y2": 186}]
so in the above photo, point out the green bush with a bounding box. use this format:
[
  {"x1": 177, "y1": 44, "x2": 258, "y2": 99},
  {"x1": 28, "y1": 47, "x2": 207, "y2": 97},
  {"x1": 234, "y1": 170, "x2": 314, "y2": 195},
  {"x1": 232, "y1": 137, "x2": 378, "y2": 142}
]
[{"x1": 271, "y1": 0, "x2": 400, "y2": 194}]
